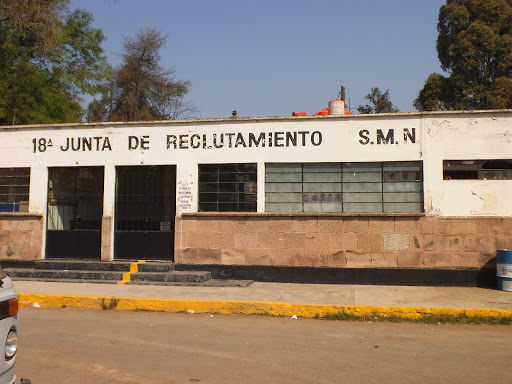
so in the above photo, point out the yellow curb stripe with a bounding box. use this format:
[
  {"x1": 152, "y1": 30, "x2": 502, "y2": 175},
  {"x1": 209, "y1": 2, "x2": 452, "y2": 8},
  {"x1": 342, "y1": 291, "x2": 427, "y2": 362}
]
[
  {"x1": 116, "y1": 260, "x2": 146, "y2": 285},
  {"x1": 17, "y1": 293, "x2": 512, "y2": 321}
]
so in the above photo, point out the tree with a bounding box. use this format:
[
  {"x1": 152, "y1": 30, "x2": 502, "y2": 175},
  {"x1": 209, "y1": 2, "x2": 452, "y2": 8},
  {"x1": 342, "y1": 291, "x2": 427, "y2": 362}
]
[
  {"x1": 87, "y1": 27, "x2": 195, "y2": 122},
  {"x1": 0, "y1": 0, "x2": 112, "y2": 125},
  {"x1": 357, "y1": 87, "x2": 399, "y2": 114},
  {"x1": 415, "y1": 0, "x2": 512, "y2": 111}
]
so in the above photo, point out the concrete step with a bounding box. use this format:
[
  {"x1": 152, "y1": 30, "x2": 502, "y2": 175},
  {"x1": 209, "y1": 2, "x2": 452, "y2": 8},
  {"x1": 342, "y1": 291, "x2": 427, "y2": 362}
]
[
  {"x1": 6, "y1": 267, "x2": 212, "y2": 284},
  {"x1": 8, "y1": 260, "x2": 175, "y2": 272},
  {"x1": 3, "y1": 260, "x2": 252, "y2": 287},
  {"x1": 125, "y1": 279, "x2": 254, "y2": 287},
  {"x1": 8, "y1": 277, "x2": 121, "y2": 285},
  {"x1": 1, "y1": 260, "x2": 132, "y2": 272},
  {"x1": 0, "y1": 260, "x2": 36, "y2": 269},
  {"x1": 6, "y1": 269, "x2": 126, "y2": 281},
  {"x1": 137, "y1": 262, "x2": 175, "y2": 273},
  {"x1": 11, "y1": 277, "x2": 254, "y2": 287},
  {"x1": 130, "y1": 271, "x2": 211, "y2": 283},
  {"x1": 34, "y1": 260, "x2": 133, "y2": 272}
]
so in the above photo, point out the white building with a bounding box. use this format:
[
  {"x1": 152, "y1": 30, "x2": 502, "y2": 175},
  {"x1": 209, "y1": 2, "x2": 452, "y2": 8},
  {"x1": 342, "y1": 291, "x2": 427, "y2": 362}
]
[{"x1": 1, "y1": 109, "x2": 511, "y2": 285}]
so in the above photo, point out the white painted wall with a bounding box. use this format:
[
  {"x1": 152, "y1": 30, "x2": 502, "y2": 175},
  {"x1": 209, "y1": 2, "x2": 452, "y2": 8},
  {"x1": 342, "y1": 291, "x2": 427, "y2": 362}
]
[
  {"x1": 1, "y1": 110, "x2": 511, "y2": 219},
  {"x1": 422, "y1": 112, "x2": 512, "y2": 216}
]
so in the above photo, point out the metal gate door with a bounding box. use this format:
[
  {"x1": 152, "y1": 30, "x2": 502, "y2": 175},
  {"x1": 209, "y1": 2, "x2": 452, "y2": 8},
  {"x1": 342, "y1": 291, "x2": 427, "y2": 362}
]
[
  {"x1": 46, "y1": 167, "x2": 104, "y2": 259},
  {"x1": 114, "y1": 166, "x2": 176, "y2": 260}
]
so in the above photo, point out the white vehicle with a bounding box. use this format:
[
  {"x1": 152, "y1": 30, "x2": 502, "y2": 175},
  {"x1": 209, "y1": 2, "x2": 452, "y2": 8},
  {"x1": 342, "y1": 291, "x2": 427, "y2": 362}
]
[{"x1": 0, "y1": 267, "x2": 29, "y2": 384}]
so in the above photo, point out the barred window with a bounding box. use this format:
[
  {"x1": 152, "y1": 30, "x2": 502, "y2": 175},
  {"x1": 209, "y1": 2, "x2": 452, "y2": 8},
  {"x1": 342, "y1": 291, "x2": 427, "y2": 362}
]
[
  {"x1": 443, "y1": 160, "x2": 512, "y2": 180},
  {"x1": 198, "y1": 163, "x2": 257, "y2": 212},
  {"x1": 47, "y1": 167, "x2": 104, "y2": 231},
  {"x1": 265, "y1": 162, "x2": 423, "y2": 213},
  {"x1": 0, "y1": 168, "x2": 30, "y2": 213}
]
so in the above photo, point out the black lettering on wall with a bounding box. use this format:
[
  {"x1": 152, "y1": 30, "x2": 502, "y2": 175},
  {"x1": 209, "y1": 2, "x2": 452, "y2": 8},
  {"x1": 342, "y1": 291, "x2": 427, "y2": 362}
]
[
  {"x1": 71, "y1": 138, "x2": 81, "y2": 151},
  {"x1": 179, "y1": 135, "x2": 189, "y2": 149},
  {"x1": 102, "y1": 137, "x2": 112, "y2": 151},
  {"x1": 191, "y1": 134, "x2": 201, "y2": 149},
  {"x1": 311, "y1": 131, "x2": 322, "y2": 146},
  {"x1": 213, "y1": 134, "x2": 224, "y2": 148},
  {"x1": 33, "y1": 138, "x2": 52, "y2": 152},
  {"x1": 286, "y1": 132, "x2": 297, "y2": 147},
  {"x1": 60, "y1": 138, "x2": 69, "y2": 151},
  {"x1": 83, "y1": 137, "x2": 92, "y2": 151},
  {"x1": 167, "y1": 135, "x2": 177, "y2": 149},
  {"x1": 298, "y1": 131, "x2": 308, "y2": 146},
  {"x1": 226, "y1": 133, "x2": 235, "y2": 148},
  {"x1": 249, "y1": 133, "x2": 265, "y2": 147},
  {"x1": 140, "y1": 135, "x2": 150, "y2": 150},
  {"x1": 94, "y1": 137, "x2": 102, "y2": 150},
  {"x1": 235, "y1": 133, "x2": 247, "y2": 148},
  {"x1": 404, "y1": 128, "x2": 416, "y2": 143},
  {"x1": 129, "y1": 136, "x2": 139, "y2": 150},
  {"x1": 377, "y1": 129, "x2": 394, "y2": 144},
  {"x1": 359, "y1": 130, "x2": 370, "y2": 145},
  {"x1": 203, "y1": 134, "x2": 211, "y2": 149},
  {"x1": 129, "y1": 136, "x2": 149, "y2": 150},
  {"x1": 274, "y1": 132, "x2": 284, "y2": 147},
  {"x1": 57, "y1": 136, "x2": 112, "y2": 151}
]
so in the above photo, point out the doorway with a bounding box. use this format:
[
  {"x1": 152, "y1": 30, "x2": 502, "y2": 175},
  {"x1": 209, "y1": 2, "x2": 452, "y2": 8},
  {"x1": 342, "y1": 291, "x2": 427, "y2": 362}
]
[
  {"x1": 46, "y1": 167, "x2": 104, "y2": 259},
  {"x1": 114, "y1": 166, "x2": 176, "y2": 260}
]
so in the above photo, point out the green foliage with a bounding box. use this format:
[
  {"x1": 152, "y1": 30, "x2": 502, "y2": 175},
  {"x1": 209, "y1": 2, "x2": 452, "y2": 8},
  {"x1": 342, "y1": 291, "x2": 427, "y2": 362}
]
[
  {"x1": 415, "y1": 0, "x2": 512, "y2": 111},
  {"x1": 0, "y1": 0, "x2": 68, "y2": 56},
  {"x1": 0, "y1": 62, "x2": 82, "y2": 125},
  {"x1": 414, "y1": 73, "x2": 459, "y2": 111},
  {"x1": 59, "y1": 9, "x2": 113, "y2": 95},
  {"x1": 0, "y1": 0, "x2": 112, "y2": 125},
  {"x1": 487, "y1": 76, "x2": 512, "y2": 108},
  {"x1": 357, "y1": 87, "x2": 399, "y2": 114},
  {"x1": 87, "y1": 27, "x2": 195, "y2": 122}
]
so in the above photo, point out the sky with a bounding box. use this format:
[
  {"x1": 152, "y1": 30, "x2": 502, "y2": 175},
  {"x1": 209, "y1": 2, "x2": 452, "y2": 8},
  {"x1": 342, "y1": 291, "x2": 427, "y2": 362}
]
[{"x1": 69, "y1": 0, "x2": 447, "y2": 119}]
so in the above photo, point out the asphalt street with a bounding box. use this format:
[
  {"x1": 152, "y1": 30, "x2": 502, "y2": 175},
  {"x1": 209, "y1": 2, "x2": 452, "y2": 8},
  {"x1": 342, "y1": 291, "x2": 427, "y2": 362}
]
[{"x1": 16, "y1": 307, "x2": 512, "y2": 384}]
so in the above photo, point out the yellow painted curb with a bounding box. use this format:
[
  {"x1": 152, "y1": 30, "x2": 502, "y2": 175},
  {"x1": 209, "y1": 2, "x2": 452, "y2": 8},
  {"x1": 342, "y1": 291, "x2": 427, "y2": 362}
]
[{"x1": 17, "y1": 293, "x2": 512, "y2": 321}]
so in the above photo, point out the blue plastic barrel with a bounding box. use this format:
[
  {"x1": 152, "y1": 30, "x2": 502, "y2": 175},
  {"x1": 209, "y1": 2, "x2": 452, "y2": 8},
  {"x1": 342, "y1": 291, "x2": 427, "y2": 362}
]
[{"x1": 497, "y1": 249, "x2": 512, "y2": 292}]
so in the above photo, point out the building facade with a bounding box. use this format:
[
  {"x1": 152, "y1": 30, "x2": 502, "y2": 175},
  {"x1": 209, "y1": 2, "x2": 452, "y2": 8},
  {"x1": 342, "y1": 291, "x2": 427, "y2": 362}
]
[{"x1": 1, "y1": 110, "x2": 511, "y2": 284}]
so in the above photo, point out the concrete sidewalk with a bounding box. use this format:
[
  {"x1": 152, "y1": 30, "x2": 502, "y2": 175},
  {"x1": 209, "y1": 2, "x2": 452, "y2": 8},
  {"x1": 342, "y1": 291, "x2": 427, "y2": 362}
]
[{"x1": 14, "y1": 280, "x2": 512, "y2": 321}]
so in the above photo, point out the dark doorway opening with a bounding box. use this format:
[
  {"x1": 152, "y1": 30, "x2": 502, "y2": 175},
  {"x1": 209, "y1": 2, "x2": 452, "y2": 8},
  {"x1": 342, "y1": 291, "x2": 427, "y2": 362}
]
[
  {"x1": 114, "y1": 166, "x2": 176, "y2": 260},
  {"x1": 46, "y1": 167, "x2": 104, "y2": 259}
]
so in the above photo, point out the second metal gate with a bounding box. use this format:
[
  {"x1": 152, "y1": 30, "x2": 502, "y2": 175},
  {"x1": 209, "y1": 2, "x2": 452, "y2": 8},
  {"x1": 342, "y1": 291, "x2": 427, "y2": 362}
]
[{"x1": 114, "y1": 166, "x2": 176, "y2": 260}]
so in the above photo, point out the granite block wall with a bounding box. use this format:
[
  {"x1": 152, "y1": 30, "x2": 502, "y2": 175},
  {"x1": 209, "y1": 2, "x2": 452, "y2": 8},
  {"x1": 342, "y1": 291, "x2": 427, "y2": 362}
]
[
  {"x1": 0, "y1": 214, "x2": 43, "y2": 260},
  {"x1": 175, "y1": 214, "x2": 512, "y2": 269}
]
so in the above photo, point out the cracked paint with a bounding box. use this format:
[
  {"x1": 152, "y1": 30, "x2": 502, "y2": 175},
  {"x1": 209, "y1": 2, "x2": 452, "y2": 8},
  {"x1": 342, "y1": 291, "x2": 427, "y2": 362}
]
[{"x1": 470, "y1": 186, "x2": 498, "y2": 214}]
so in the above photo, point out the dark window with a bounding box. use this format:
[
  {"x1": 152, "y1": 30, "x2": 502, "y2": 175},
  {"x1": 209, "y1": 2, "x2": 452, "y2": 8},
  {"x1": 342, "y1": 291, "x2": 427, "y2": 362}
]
[
  {"x1": 198, "y1": 163, "x2": 257, "y2": 212},
  {"x1": 47, "y1": 167, "x2": 104, "y2": 230},
  {"x1": 265, "y1": 162, "x2": 423, "y2": 213},
  {"x1": 443, "y1": 160, "x2": 512, "y2": 180},
  {"x1": 0, "y1": 168, "x2": 30, "y2": 213}
]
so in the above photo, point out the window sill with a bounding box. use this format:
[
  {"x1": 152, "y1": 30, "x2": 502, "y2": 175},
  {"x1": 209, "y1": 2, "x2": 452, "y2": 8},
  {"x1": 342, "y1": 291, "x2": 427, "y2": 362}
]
[
  {"x1": 181, "y1": 212, "x2": 425, "y2": 218},
  {"x1": 0, "y1": 212, "x2": 43, "y2": 218}
]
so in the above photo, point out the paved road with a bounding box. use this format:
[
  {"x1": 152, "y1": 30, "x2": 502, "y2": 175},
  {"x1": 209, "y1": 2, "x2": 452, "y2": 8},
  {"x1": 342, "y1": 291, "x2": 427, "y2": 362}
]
[{"x1": 15, "y1": 308, "x2": 512, "y2": 384}]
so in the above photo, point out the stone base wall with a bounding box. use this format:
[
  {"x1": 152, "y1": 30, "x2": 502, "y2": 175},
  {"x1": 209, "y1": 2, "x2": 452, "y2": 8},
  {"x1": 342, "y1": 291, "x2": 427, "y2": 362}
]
[
  {"x1": 0, "y1": 214, "x2": 44, "y2": 260},
  {"x1": 174, "y1": 214, "x2": 512, "y2": 270}
]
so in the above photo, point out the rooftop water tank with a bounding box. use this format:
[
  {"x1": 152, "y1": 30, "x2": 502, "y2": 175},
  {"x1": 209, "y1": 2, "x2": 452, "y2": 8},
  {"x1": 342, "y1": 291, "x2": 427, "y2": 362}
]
[{"x1": 328, "y1": 99, "x2": 345, "y2": 115}]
